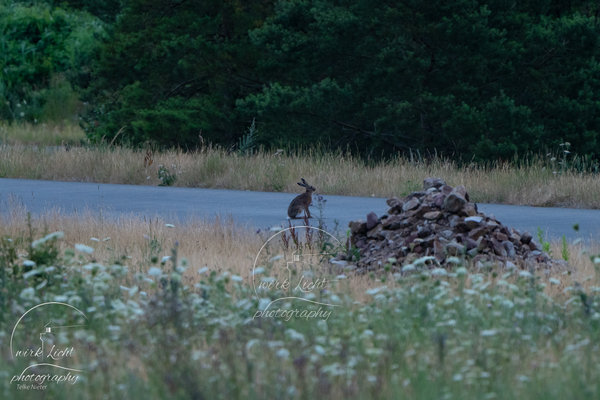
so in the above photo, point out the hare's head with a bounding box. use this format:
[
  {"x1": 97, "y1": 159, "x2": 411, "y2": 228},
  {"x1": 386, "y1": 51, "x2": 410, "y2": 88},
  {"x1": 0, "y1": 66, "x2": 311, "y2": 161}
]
[{"x1": 298, "y1": 178, "x2": 316, "y2": 193}]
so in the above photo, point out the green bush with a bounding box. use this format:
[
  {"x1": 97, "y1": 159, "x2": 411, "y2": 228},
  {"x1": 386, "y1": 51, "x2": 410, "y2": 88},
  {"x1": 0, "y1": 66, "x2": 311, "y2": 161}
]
[
  {"x1": 0, "y1": 2, "x2": 105, "y2": 122},
  {"x1": 82, "y1": 0, "x2": 274, "y2": 148}
]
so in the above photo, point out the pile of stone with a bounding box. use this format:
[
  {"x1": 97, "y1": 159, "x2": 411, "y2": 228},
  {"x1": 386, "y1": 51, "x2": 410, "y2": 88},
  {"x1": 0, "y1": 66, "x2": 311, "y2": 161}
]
[{"x1": 338, "y1": 178, "x2": 568, "y2": 272}]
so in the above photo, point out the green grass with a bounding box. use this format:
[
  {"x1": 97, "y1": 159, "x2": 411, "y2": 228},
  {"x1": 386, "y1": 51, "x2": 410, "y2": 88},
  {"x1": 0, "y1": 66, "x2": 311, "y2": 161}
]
[
  {"x1": 2, "y1": 216, "x2": 600, "y2": 399},
  {"x1": 0, "y1": 122, "x2": 86, "y2": 146}
]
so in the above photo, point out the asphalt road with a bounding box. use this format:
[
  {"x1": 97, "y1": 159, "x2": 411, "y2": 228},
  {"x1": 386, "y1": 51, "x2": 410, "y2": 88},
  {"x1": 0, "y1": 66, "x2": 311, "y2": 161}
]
[{"x1": 0, "y1": 178, "x2": 598, "y2": 241}]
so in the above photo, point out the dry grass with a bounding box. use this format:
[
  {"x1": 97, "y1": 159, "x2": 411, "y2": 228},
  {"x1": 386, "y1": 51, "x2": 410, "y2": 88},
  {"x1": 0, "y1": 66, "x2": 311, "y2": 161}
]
[
  {"x1": 1, "y1": 208, "x2": 598, "y2": 300},
  {"x1": 0, "y1": 208, "x2": 263, "y2": 283},
  {"x1": 0, "y1": 207, "x2": 383, "y2": 300},
  {"x1": 0, "y1": 143, "x2": 599, "y2": 208}
]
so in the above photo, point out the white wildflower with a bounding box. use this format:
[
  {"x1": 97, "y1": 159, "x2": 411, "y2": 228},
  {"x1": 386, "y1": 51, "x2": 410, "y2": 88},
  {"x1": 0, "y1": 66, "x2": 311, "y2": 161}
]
[
  {"x1": 75, "y1": 244, "x2": 94, "y2": 254},
  {"x1": 23, "y1": 269, "x2": 42, "y2": 279},
  {"x1": 246, "y1": 339, "x2": 260, "y2": 351},
  {"x1": 20, "y1": 287, "x2": 36, "y2": 300},
  {"x1": 276, "y1": 348, "x2": 289, "y2": 359},
  {"x1": 252, "y1": 267, "x2": 265, "y2": 275},
  {"x1": 481, "y1": 329, "x2": 497, "y2": 337},
  {"x1": 456, "y1": 267, "x2": 468, "y2": 275}
]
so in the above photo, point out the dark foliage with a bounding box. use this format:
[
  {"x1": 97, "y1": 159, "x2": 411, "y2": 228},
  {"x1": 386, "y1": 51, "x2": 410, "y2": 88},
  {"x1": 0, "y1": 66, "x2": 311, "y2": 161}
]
[
  {"x1": 82, "y1": 0, "x2": 274, "y2": 148},
  {"x1": 238, "y1": 0, "x2": 600, "y2": 160}
]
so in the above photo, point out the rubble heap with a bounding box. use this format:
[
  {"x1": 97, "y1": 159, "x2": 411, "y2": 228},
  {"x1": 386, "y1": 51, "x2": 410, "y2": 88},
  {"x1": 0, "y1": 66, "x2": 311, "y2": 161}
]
[{"x1": 342, "y1": 178, "x2": 568, "y2": 272}]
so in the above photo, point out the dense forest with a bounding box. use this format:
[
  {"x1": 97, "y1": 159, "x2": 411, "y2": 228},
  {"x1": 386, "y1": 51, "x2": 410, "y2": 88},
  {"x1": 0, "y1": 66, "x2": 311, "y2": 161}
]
[{"x1": 2, "y1": 0, "x2": 600, "y2": 161}]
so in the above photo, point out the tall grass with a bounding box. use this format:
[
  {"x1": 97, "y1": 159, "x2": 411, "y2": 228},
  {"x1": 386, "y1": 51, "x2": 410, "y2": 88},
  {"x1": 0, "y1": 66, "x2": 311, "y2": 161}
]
[
  {"x1": 0, "y1": 142, "x2": 599, "y2": 208},
  {"x1": 0, "y1": 207, "x2": 597, "y2": 307},
  {"x1": 0, "y1": 122, "x2": 86, "y2": 146},
  {"x1": 1, "y1": 210, "x2": 600, "y2": 399}
]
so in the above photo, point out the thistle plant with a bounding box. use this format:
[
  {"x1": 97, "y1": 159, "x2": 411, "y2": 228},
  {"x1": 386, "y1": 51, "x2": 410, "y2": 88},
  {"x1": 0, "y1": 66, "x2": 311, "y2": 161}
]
[
  {"x1": 157, "y1": 164, "x2": 177, "y2": 186},
  {"x1": 536, "y1": 227, "x2": 552, "y2": 256},
  {"x1": 561, "y1": 235, "x2": 570, "y2": 262}
]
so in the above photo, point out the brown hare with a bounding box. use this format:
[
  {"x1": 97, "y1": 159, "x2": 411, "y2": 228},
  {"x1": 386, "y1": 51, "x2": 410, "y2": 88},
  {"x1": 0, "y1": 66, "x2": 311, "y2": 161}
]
[{"x1": 287, "y1": 179, "x2": 316, "y2": 219}]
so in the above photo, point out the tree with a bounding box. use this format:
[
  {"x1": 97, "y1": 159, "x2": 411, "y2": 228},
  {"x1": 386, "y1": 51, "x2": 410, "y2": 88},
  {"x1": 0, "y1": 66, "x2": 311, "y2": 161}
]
[
  {"x1": 0, "y1": 2, "x2": 105, "y2": 121},
  {"x1": 238, "y1": 0, "x2": 600, "y2": 160},
  {"x1": 83, "y1": 0, "x2": 274, "y2": 148},
  {"x1": 49, "y1": 0, "x2": 123, "y2": 23}
]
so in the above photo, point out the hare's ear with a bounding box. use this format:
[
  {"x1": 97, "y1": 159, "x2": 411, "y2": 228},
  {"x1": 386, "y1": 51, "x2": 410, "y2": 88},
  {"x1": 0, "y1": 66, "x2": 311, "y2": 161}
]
[
  {"x1": 297, "y1": 182, "x2": 306, "y2": 187},
  {"x1": 301, "y1": 178, "x2": 308, "y2": 185}
]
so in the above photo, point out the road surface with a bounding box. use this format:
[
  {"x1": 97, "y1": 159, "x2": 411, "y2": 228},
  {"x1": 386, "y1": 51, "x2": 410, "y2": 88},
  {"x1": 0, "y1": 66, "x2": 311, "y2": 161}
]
[{"x1": 0, "y1": 178, "x2": 598, "y2": 241}]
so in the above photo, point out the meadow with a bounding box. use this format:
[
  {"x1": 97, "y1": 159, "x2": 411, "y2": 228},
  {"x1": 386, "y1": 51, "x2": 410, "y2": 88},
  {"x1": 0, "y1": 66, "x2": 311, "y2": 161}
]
[
  {"x1": 1, "y1": 208, "x2": 600, "y2": 399},
  {"x1": 3, "y1": 1, "x2": 600, "y2": 396},
  {"x1": 0, "y1": 123, "x2": 599, "y2": 208},
  {"x1": 0, "y1": 122, "x2": 86, "y2": 147},
  {"x1": 2, "y1": 124, "x2": 600, "y2": 399}
]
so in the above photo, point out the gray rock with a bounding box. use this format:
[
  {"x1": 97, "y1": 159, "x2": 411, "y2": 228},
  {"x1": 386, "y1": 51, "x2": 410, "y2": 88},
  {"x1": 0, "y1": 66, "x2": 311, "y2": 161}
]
[
  {"x1": 446, "y1": 242, "x2": 465, "y2": 256},
  {"x1": 424, "y1": 211, "x2": 442, "y2": 220},
  {"x1": 383, "y1": 215, "x2": 402, "y2": 230},
  {"x1": 367, "y1": 224, "x2": 383, "y2": 238},
  {"x1": 468, "y1": 226, "x2": 488, "y2": 240},
  {"x1": 529, "y1": 240, "x2": 542, "y2": 251},
  {"x1": 502, "y1": 241, "x2": 516, "y2": 258},
  {"x1": 521, "y1": 231, "x2": 533, "y2": 244},
  {"x1": 386, "y1": 196, "x2": 402, "y2": 207},
  {"x1": 491, "y1": 238, "x2": 507, "y2": 257},
  {"x1": 448, "y1": 215, "x2": 462, "y2": 228},
  {"x1": 379, "y1": 230, "x2": 393, "y2": 239},
  {"x1": 366, "y1": 212, "x2": 379, "y2": 230},
  {"x1": 434, "y1": 193, "x2": 445, "y2": 207},
  {"x1": 441, "y1": 230, "x2": 454, "y2": 239},
  {"x1": 349, "y1": 220, "x2": 367, "y2": 234},
  {"x1": 402, "y1": 197, "x2": 421, "y2": 212},
  {"x1": 338, "y1": 180, "x2": 561, "y2": 271},
  {"x1": 423, "y1": 177, "x2": 447, "y2": 190},
  {"x1": 486, "y1": 220, "x2": 500, "y2": 230},
  {"x1": 465, "y1": 216, "x2": 483, "y2": 230},
  {"x1": 443, "y1": 185, "x2": 468, "y2": 213},
  {"x1": 463, "y1": 204, "x2": 478, "y2": 216},
  {"x1": 466, "y1": 238, "x2": 478, "y2": 250}
]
